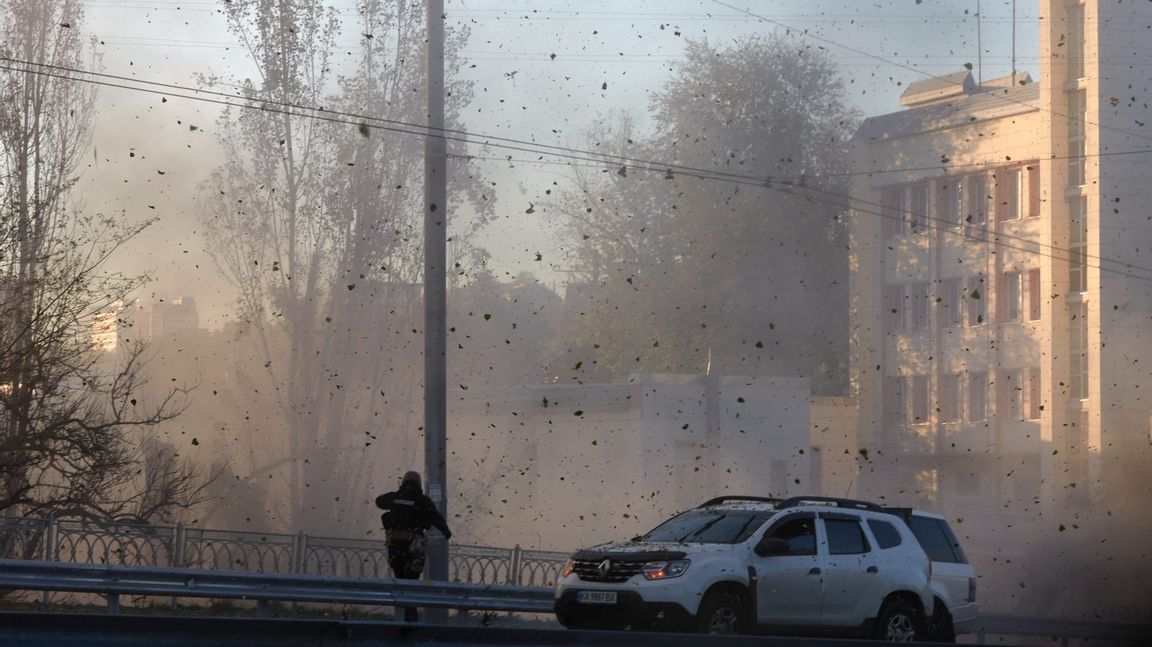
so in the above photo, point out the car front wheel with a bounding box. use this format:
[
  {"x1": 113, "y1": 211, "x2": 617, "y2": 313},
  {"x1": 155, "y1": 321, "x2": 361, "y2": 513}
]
[
  {"x1": 695, "y1": 590, "x2": 746, "y2": 635},
  {"x1": 873, "y1": 598, "x2": 923, "y2": 642}
]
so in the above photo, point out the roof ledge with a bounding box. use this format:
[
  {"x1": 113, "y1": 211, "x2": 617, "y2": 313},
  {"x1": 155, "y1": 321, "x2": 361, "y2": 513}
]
[{"x1": 899, "y1": 70, "x2": 975, "y2": 108}]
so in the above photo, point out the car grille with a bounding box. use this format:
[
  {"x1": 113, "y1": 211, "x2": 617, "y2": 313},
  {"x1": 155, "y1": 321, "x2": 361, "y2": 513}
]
[{"x1": 572, "y1": 558, "x2": 645, "y2": 583}]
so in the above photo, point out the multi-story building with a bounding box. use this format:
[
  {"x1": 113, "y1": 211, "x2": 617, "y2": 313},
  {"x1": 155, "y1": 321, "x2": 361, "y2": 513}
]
[{"x1": 848, "y1": 0, "x2": 1152, "y2": 517}]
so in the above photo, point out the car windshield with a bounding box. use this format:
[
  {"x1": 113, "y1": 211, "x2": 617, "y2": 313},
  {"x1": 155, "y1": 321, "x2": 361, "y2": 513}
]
[{"x1": 639, "y1": 509, "x2": 774, "y2": 544}]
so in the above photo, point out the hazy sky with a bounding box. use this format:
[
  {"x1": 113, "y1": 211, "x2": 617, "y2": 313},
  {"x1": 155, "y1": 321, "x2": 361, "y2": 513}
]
[{"x1": 75, "y1": 0, "x2": 1038, "y2": 327}]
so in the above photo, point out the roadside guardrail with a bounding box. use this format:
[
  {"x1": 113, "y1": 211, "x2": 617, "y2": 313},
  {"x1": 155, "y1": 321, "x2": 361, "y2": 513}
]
[
  {"x1": 0, "y1": 558, "x2": 554, "y2": 615},
  {"x1": 0, "y1": 559, "x2": 1146, "y2": 645}
]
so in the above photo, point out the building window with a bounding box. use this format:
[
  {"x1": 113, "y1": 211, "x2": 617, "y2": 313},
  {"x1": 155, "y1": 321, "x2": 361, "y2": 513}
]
[
  {"x1": 1026, "y1": 165, "x2": 1041, "y2": 218},
  {"x1": 1070, "y1": 303, "x2": 1088, "y2": 400},
  {"x1": 1001, "y1": 271, "x2": 1022, "y2": 323},
  {"x1": 909, "y1": 282, "x2": 930, "y2": 330},
  {"x1": 965, "y1": 175, "x2": 988, "y2": 238},
  {"x1": 939, "y1": 374, "x2": 961, "y2": 423},
  {"x1": 1028, "y1": 268, "x2": 1042, "y2": 321},
  {"x1": 1067, "y1": 2, "x2": 1085, "y2": 80},
  {"x1": 885, "y1": 285, "x2": 906, "y2": 333},
  {"x1": 882, "y1": 187, "x2": 905, "y2": 239},
  {"x1": 939, "y1": 277, "x2": 962, "y2": 327},
  {"x1": 996, "y1": 168, "x2": 1021, "y2": 221},
  {"x1": 966, "y1": 276, "x2": 986, "y2": 326},
  {"x1": 1069, "y1": 197, "x2": 1088, "y2": 293},
  {"x1": 910, "y1": 375, "x2": 929, "y2": 425},
  {"x1": 1000, "y1": 369, "x2": 1023, "y2": 421},
  {"x1": 884, "y1": 376, "x2": 906, "y2": 426},
  {"x1": 939, "y1": 180, "x2": 963, "y2": 229},
  {"x1": 909, "y1": 184, "x2": 929, "y2": 234},
  {"x1": 1027, "y1": 368, "x2": 1043, "y2": 420},
  {"x1": 967, "y1": 372, "x2": 988, "y2": 422},
  {"x1": 1068, "y1": 90, "x2": 1087, "y2": 187}
]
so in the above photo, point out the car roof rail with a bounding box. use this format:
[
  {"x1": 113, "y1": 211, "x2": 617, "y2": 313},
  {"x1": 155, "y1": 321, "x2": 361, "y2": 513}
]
[
  {"x1": 778, "y1": 496, "x2": 882, "y2": 511},
  {"x1": 697, "y1": 495, "x2": 783, "y2": 508},
  {"x1": 880, "y1": 506, "x2": 914, "y2": 520}
]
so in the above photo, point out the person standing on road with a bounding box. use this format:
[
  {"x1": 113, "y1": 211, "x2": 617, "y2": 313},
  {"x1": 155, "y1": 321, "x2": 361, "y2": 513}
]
[{"x1": 375, "y1": 470, "x2": 451, "y2": 621}]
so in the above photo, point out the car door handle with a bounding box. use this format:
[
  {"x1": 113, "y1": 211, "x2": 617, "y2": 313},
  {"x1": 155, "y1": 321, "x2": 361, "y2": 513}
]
[
  {"x1": 866, "y1": 566, "x2": 879, "y2": 573},
  {"x1": 808, "y1": 567, "x2": 821, "y2": 575}
]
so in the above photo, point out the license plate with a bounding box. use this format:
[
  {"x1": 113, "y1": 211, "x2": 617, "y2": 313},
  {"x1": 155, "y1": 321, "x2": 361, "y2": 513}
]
[{"x1": 576, "y1": 591, "x2": 618, "y2": 605}]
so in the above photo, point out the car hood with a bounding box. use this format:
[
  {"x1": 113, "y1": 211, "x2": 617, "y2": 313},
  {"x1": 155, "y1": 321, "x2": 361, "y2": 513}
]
[{"x1": 571, "y1": 540, "x2": 740, "y2": 561}]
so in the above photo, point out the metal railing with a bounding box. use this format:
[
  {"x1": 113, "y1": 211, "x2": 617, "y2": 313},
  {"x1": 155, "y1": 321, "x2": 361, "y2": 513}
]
[
  {"x1": 1, "y1": 556, "x2": 1148, "y2": 644},
  {"x1": 0, "y1": 515, "x2": 568, "y2": 588},
  {"x1": 0, "y1": 558, "x2": 554, "y2": 615}
]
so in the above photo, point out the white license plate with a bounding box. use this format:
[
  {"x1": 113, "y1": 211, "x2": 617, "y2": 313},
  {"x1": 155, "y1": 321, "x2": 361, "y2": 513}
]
[{"x1": 576, "y1": 591, "x2": 618, "y2": 605}]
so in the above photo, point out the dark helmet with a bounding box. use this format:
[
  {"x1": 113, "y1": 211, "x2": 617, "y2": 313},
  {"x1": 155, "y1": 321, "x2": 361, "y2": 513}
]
[{"x1": 401, "y1": 471, "x2": 422, "y2": 488}]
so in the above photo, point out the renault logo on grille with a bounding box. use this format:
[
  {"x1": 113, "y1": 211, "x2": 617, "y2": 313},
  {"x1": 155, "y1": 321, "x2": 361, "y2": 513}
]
[{"x1": 597, "y1": 559, "x2": 612, "y2": 578}]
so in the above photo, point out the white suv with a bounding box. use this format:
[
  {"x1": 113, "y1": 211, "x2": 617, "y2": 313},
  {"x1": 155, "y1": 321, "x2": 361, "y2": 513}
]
[{"x1": 554, "y1": 496, "x2": 940, "y2": 639}]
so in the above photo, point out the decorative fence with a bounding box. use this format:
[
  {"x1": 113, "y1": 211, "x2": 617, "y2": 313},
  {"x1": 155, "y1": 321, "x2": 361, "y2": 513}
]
[{"x1": 0, "y1": 515, "x2": 568, "y2": 589}]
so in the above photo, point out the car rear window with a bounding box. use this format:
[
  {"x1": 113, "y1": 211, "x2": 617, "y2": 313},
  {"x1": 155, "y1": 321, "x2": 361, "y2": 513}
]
[
  {"x1": 908, "y1": 516, "x2": 968, "y2": 564},
  {"x1": 867, "y1": 519, "x2": 903, "y2": 549}
]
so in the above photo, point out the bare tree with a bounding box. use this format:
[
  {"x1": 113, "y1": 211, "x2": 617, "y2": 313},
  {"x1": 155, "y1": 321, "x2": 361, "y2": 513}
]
[
  {"x1": 0, "y1": 0, "x2": 212, "y2": 524},
  {"x1": 202, "y1": 0, "x2": 491, "y2": 533}
]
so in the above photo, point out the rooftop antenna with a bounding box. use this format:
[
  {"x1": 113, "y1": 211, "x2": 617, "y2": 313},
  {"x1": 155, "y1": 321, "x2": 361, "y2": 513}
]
[
  {"x1": 976, "y1": 0, "x2": 983, "y2": 84},
  {"x1": 1011, "y1": 0, "x2": 1017, "y2": 82}
]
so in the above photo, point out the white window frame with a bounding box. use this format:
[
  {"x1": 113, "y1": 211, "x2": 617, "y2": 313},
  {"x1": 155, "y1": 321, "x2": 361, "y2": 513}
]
[
  {"x1": 1001, "y1": 271, "x2": 1022, "y2": 323},
  {"x1": 1027, "y1": 268, "x2": 1042, "y2": 321}
]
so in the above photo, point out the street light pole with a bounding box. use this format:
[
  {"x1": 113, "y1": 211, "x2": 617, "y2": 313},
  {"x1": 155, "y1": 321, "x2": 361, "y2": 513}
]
[{"x1": 423, "y1": 0, "x2": 448, "y2": 587}]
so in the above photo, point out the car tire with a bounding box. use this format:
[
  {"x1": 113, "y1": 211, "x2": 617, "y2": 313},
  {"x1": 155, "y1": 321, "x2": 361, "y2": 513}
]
[
  {"x1": 872, "y1": 598, "x2": 923, "y2": 642},
  {"x1": 930, "y1": 605, "x2": 956, "y2": 643},
  {"x1": 695, "y1": 590, "x2": 746, "y2": 635}
]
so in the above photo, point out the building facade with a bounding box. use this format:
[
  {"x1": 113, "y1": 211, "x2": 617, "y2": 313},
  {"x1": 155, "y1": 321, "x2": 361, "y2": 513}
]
[{"x1": 848, "y1": 0, "x2": 1152, "y2": 517}]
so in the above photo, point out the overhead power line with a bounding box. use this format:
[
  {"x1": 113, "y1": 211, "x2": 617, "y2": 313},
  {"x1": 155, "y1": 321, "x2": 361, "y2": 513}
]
[
  {"x1": 3, "y1": 56, "x2": 1152, "y2": 283},
  {"x1": 4, "y1": 53, "x2": 1150, "y2": 186},
  {"x1": 708, "y1": 0, "x2": 1152, "y2": 151}
]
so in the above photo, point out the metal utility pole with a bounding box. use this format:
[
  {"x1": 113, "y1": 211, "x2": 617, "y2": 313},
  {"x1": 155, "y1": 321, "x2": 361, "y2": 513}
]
[
  {"x1": 423, "y1": 0, "x2": 449, "y2": 587},
  {"x1": 1011, "y1": 0, "x2": 1017, "y2": 81}
]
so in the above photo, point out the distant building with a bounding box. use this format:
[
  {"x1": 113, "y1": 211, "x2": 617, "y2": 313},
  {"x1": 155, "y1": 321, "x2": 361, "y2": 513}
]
[
  {"x1": 91, "y1": 305, "x2": 122, "y2": 351},
  {"x1": 91, "y1": 297, "x2": 202, "y2": 350},
  {"x1": 133, "y1": 297, "x2": 200, "y2": 341},
  {"x1": 847, "y1": 0, "x2": 1152, "y2": 515}
]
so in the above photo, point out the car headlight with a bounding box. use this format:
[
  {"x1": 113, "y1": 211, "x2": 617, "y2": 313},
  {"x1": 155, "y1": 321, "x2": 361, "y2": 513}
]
[
  {"x1": 561, "y1": 559, "x2": 575, "y2": 578},
  {"x1": 641, "y1": 559, "x2": 690, "y2": 580}
]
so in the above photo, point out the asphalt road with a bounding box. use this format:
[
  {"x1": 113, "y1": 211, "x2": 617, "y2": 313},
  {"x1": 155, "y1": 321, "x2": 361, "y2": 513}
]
[{"x1": 0, "y1": 611, "x2": 1040, "y2": 647}]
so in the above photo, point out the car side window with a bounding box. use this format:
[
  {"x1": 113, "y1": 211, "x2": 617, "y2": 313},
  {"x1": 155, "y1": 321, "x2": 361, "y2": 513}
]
[
  {"x1": 767, "y1": 516, "x2": 817, "y2": 556},
  {"x1": 867, "y1": 519, "x2": 903, "y2": 549},
  {"x1": 824, "y1": 518, "x2": 871, "y2": 555},
  {"x1": 908, "y1": 516, "x2": 966, "y2": 563}
]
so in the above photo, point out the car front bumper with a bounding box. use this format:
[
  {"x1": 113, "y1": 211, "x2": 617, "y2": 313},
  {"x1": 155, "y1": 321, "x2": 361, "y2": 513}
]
[{"x1": 554, "y1": 589, "x2": 695, "y2": 630}]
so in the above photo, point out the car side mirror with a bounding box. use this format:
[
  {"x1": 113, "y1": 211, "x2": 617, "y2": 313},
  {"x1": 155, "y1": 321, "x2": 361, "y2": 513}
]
[{"x1": 755, "y1": 537, "x2": 790, "y2": 557}]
